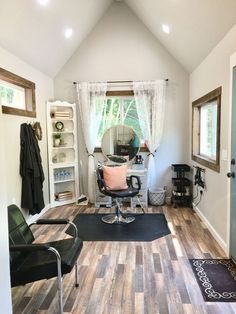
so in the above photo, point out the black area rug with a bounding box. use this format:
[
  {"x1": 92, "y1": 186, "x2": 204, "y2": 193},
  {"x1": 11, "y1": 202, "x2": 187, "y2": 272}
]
[
  {"x1": 66, "y1": 213, "x2": 170, "y2": 242},
  {"x1": 189, "y1": 259, "x2": 236, "y2": 302}
]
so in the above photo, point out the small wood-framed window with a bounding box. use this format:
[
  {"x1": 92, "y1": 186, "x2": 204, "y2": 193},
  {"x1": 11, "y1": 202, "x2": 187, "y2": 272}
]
[
  {"x1": 0, "y1": 67, "x2": 36, "y2": 117},
  {"x1": 192, "y1": 87, "x2": 221, "y2": 172}
]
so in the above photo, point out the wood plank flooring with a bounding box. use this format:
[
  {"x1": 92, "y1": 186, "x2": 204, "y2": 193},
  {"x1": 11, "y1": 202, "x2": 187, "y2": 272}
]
[{"x1": 11, "y1": 204, "x2": 236, "y2": 314}]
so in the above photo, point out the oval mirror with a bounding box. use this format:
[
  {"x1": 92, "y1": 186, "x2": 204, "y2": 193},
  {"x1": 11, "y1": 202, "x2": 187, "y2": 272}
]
[{"x1": 101, "y1": 125, "x2": 140, "y2": 163}]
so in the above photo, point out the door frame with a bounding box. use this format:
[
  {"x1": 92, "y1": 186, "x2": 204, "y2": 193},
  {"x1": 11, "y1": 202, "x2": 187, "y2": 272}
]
[{"x1": 227, "y1": 51, "x2": 236, "y2": 257}]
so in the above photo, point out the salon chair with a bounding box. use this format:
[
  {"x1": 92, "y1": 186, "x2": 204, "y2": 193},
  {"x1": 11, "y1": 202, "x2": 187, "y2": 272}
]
[
  {"x1": 8, "y1": 204, "x2": 83, "y2": 314},
  {"x1": 96, "y1": 166, "x2": 144, "y2": 224}
]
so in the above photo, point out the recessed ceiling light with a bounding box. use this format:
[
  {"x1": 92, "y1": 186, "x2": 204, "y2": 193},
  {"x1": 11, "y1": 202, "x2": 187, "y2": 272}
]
[
  {"x1": 162, "y1": 24, "x2": 170, "y2": 34},
  {"x1": 64, "y1": 28, "x2": 73, "y2": 39},
  {"x1": 37, "y1": 0, "x2": 49, "y2": 6}
]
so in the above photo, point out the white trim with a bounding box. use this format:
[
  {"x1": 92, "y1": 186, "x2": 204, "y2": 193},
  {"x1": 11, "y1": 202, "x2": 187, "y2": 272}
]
[
  {"x1": 26, "y1": 203, "x2": 51, "y2": 225},
  {"x1": 193, "y1": 202, "x2": 227, "y2": 255},
  {"x1": 227, "y1": 52, "x2": 236, "y2": 257}
]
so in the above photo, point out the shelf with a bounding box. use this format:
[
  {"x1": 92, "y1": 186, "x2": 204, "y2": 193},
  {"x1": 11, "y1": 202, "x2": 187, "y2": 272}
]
[
  {"x1": 54, "y1": 179, "x2": 75, "y2": 184},
  {"x1": 52, "y1": 131, "x2": 74, "y2": 134},
  {"x1": 52, "y1": 146, "x2": 75, "y2": 150},
  {"x1": 172, "y1": 195, "x2": 192, "y2": 202},
  {"x1": 51, "y1": 118, "x2": 73, "y2": 121},
  {"x1": 54, "y1": 198, "x2": 77, "y2": 206},
  {"x1": 51, "y1": 162, "x2": 76, "y2": 168},
  {"x1": 172, "y1": 164, "x2": 190, "y2": 172},
  {"x1": 172, "y1": 178, "x2": 191, "y2": 186}
]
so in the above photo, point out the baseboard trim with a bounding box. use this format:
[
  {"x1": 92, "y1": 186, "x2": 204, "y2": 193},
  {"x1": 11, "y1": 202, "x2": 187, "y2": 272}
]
[
  {"x1": 26, "y1": 203, "x2": 51, "y2": 225},
  {"x1": 192, "y1": 202, "x2": 227, "y2": 254}
]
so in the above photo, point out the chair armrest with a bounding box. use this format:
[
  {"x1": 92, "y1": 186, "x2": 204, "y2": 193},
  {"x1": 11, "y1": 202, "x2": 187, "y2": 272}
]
[
  {"x1": 129, "y1": 175, "x2": 141, "y2": 190},
  {"x1": 97, "y1": 178, "x2": 110, "y2": 193},
  {"x1": 35, "y1": 219, "x2": 69, "y2": 225},
  {"x1": 30, "y1": 219, "x2": 79, "y2": 239},
  {"x1": 10, "y1": 243, "x2": 50, "y2": 252}
]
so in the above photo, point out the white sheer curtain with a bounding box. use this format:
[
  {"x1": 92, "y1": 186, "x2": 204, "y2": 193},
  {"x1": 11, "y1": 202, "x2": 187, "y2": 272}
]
[
  {"x1": 76, "y1": 82, "x2": 107, "y2": 202},
  {"x1": 133, "y1": 80, "x2": 166, "y2": 189}
]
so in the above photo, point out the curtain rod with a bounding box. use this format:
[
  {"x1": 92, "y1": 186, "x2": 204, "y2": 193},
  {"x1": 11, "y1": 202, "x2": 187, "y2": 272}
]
[{"x1": 73, "y1": 79, "x2": 168, "y2": 85}]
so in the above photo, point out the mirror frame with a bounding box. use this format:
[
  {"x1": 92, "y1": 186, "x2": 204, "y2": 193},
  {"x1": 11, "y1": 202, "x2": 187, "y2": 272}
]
[{"x1": 101, "y1": 125, "x2": 140, "y2": 164}]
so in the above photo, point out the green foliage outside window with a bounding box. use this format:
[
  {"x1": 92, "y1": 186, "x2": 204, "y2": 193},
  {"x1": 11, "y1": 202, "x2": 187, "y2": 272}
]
[
  {"x1": 97, "y1": 97, "x2": 143, "y2": 146},
  {"x1": 0, "y1": 86, "x2": 14, "y2": 105}
]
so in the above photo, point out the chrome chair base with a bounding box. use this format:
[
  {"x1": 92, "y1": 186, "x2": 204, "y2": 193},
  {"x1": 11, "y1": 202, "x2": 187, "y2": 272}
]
[
  {"x1": 101, "y1": 199, "x2": 136, "y2": 224},
  {"x1": 101, "y1": 214, "x2": 135, "y2": 224}
]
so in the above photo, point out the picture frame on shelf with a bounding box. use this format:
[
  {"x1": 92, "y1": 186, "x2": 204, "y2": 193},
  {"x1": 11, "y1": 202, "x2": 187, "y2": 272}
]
[{"x1": 55, "y1": 121, "x2": 64, "y2": 131}]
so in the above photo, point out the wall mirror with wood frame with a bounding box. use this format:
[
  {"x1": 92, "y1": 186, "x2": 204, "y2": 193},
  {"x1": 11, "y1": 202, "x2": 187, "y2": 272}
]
[
  {"x1": 0, "y1": 67, "x2": 36, "y2": 117},
  {"x1": 101, "y1": 125, "x2": 140, "y2": 164},
  {"x1": 192, "y1": 87, "x2": 221, "y2": 172}
]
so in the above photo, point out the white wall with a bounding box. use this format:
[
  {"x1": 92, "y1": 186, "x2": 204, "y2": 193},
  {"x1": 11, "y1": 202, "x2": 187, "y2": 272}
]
[
  {"x1": 190, "y1": 24, "x2": 236, "y2": 251},
  {"x1": 0, "y1": 45, "x2": 54, "y2": 312},
  {"x1": 54, "y1": 2, "x2": 189, "y2": 196},
  {"x1": 0, "y1": 107, "x2": 12, "y2": 313},
  {"x1": 0, "y1": 46, "x2": 54, "y2": 222}
]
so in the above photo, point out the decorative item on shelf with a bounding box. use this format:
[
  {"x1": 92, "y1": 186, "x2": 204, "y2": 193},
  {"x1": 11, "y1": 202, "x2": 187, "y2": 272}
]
[
  {"x1": 52, "y1": 154, "x2": 58, "y2": 163},
  {"x1": 55, "y1": 190, "x2": 73, "y2": 201},
  {"x1": 54, "y1": 170, "x2": 72, "y2": 181},
  {"x1": 55, "y1": 121, "x2": 64, "y2": 132},
  {"x1": 58, "y1": 152, "x2": 66, "y2": 162},
  {"x1": 135, "y1": 155, "x2": 143, "y2": 164},
  {"x1": 51, "y1": 111, "x2": 71, "y2": 119},
  {"x1": 59, "y1": 138, "x2": 65, "y2": 146},
  {"x1": 53, "y1": 133, "x2": 61, "y2": 146}
]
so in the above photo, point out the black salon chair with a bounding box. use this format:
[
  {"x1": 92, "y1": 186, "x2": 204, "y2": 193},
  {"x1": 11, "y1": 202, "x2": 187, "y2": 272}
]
[
  {"x1": 8, "y1": 204, "x2": 83, "y2": 314},
  {"x1": 96, "y1": 167, "x2": 145, "y2": 224}
]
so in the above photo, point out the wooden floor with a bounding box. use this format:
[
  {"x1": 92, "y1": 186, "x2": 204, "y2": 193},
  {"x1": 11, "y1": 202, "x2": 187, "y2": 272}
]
[{"x1": 11, "y1": 204, "x2": 236, "y2": 314}]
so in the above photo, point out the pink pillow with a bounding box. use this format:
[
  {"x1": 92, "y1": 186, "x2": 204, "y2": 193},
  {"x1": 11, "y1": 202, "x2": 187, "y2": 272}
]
[{"x1": 103, "y1": 165, "x2": 128, "y2": 190}]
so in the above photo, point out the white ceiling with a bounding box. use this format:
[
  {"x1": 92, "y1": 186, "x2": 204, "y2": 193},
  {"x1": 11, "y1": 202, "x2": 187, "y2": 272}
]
[
  {"x1": 0, "y1": 0, "x2": 112, "y2": 77},
  {"x1": 125, "y1": 0, "x2": 236, "y2": 72},
  {"x1": 0, "y1": 0, "x2": 236, "y2": 77}
]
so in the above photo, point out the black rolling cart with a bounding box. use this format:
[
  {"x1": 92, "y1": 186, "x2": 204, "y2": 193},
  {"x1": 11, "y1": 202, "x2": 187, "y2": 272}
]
[{"x1": 171, "y1": 164, "x2": 192, "y2": 207}]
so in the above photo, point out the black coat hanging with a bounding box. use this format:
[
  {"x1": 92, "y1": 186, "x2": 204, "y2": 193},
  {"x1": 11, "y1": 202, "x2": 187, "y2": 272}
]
[{"x1": 20, "y1": 123, "x2": 45, "y2": 215}]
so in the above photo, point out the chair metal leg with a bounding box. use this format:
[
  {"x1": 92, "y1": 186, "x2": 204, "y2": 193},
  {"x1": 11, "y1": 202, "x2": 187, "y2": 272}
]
[
  {"x1": 101, "y1": 199, "x2": 135, "y2": 224},
  {"x1": 75, "y1": 261, "x2": 79, "y2": 287},
  {"x1": 137, "y1": 196, "x2": 145, "y2": 214},
  {"x1": 48, "y1": 247, "x2": 63, "y2": 314}
]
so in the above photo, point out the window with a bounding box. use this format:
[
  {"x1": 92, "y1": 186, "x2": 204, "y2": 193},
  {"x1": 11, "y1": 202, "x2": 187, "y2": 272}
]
[
  {"x1": 96, "y1": 91, "x2": 146, "y2": 150},
  {"x1": 0, "y1": 67, "x2": 36, "y2": 117},
  {"x1": 192, "y1": 87, "x2": 221, "y2": 172}
]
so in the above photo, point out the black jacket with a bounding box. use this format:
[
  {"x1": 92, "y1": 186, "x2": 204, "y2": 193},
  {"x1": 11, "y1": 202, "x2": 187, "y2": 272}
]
[{"x1": 20, "y1": 123, "x2": 45, "y2": 215}]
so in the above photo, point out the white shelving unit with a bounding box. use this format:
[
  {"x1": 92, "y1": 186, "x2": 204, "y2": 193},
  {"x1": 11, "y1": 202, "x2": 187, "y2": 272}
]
[{"x1": 47, "y1": 101, "x2": 79, "y2": 207}]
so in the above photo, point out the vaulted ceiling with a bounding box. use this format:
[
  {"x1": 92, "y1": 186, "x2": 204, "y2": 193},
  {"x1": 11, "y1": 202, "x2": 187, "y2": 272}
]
[{"x1": 0, "y1": 0, "x2": 236, "y2": 77}]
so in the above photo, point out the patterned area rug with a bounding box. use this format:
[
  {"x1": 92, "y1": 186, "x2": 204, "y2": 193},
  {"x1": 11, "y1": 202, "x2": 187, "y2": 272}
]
[{"x1": 189, "y1": 259, "x2": 236, "y2": 302}]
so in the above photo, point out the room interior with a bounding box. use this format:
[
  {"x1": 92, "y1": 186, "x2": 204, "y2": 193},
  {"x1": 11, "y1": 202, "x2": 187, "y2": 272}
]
[{"x1": 1, "y1": 0, "x2": 236, "y2": 313}]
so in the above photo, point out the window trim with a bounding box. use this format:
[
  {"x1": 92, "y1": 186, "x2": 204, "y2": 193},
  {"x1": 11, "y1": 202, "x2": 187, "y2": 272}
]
[
  {"x1": 192, "y1": 87, "x2": 221, "y2": 172},
  {"x1": 0, "y1": 67, "x2": 36, "y2": 118},
  {"x1": 106, "y1": 90, "x2": 134, "y2": 97},
  {"x1": 96, "y1": 90, "x2": 149, "y2": 152}
]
